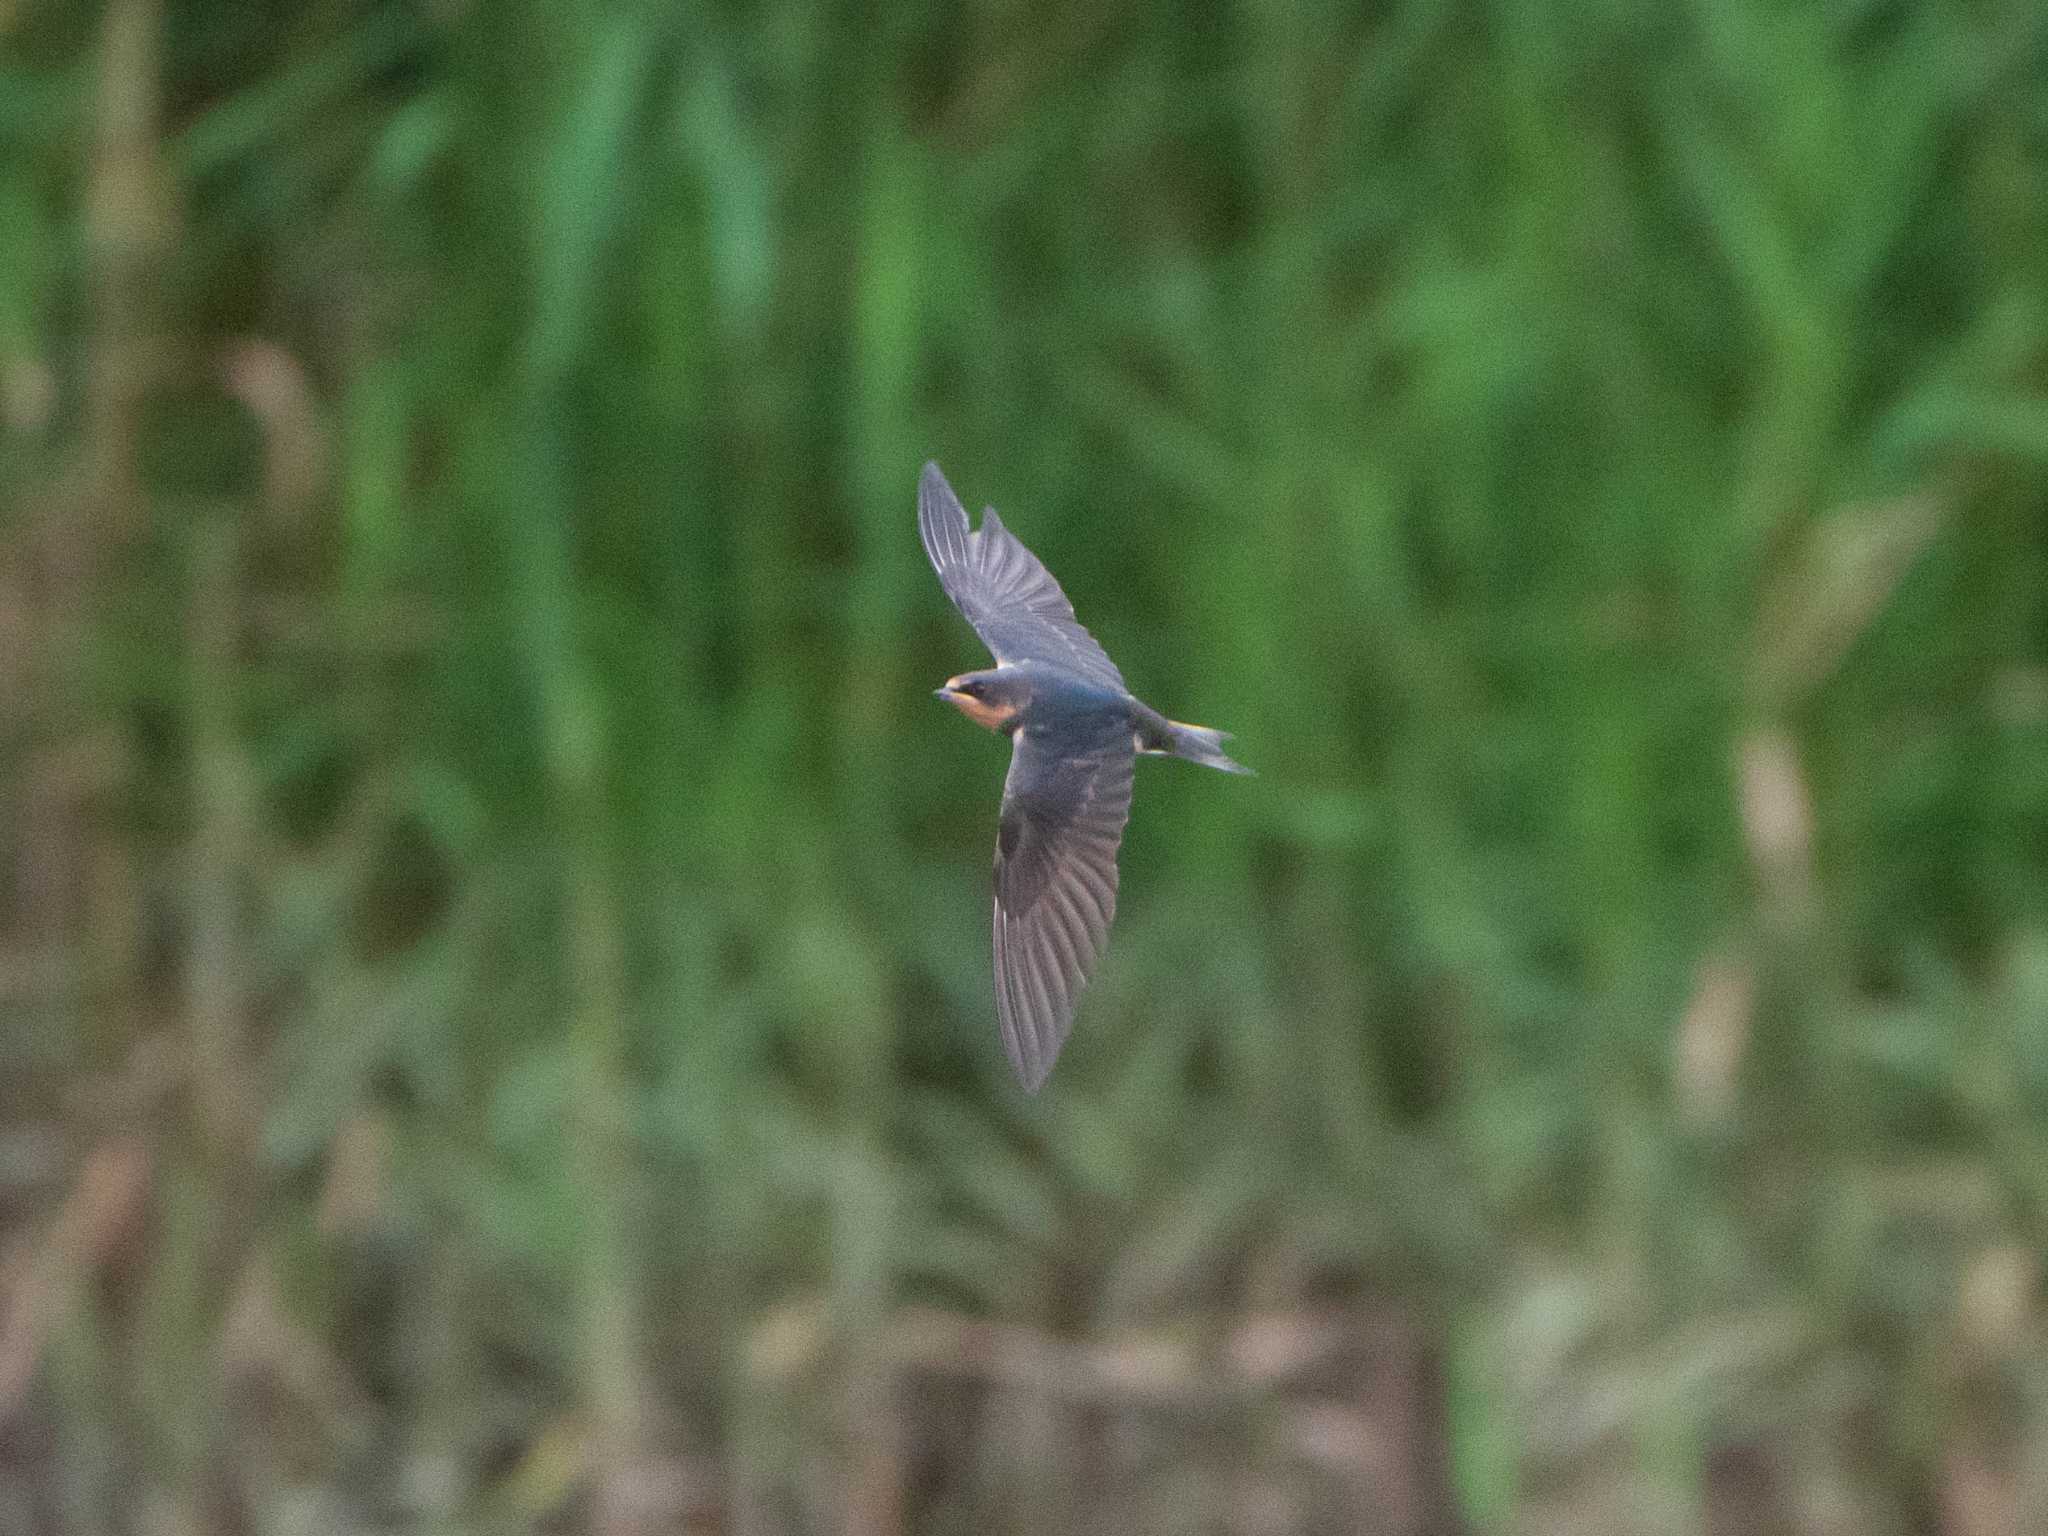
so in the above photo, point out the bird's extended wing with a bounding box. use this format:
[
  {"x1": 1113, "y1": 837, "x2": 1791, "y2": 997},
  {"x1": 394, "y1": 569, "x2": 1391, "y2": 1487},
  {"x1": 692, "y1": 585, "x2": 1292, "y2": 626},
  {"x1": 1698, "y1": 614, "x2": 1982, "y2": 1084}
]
[
  {"x1": 992, "y1": 716, "x2": 1136, "y2": 1090},
  {"x1": 918, "y1": 461, "x2": 1126, "y2": 691}
]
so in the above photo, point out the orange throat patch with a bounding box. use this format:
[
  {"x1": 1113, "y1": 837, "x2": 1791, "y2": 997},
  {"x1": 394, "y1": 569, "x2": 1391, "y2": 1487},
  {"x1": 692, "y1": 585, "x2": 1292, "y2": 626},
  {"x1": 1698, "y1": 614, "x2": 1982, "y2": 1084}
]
[{"x1": 943, "y1": 689, "x2": 1019, "y2": 732}]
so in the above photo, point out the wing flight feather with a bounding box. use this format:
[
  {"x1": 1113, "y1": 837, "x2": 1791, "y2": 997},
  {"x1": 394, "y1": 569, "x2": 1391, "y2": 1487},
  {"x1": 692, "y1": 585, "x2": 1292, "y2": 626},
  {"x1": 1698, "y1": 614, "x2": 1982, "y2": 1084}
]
[
  {"x1": 991, "y1": 720, "x2": 1135, "y2": 1089},
  {"x1": 918, "y1": 462, "x2": 1126, "y2": 690}
]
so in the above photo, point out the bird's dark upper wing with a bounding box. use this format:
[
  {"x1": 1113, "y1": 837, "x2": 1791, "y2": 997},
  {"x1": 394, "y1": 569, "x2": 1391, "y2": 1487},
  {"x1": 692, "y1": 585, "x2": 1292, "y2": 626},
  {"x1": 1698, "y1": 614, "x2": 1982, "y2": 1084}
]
[
  {"x1": 918, "y1": 462, "x2": 1126, "y2": 691},
  {"x1": 992, "y1": 714, "x2": 1135, "y2": 1090}
]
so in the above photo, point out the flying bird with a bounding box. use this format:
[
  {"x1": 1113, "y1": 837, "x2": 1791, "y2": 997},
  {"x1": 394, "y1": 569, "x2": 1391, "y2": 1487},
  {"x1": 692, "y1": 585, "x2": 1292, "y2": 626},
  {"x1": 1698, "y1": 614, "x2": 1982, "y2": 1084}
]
[{"x1": 920, "y1": 461, "x2": 1249, "y2": 1091}]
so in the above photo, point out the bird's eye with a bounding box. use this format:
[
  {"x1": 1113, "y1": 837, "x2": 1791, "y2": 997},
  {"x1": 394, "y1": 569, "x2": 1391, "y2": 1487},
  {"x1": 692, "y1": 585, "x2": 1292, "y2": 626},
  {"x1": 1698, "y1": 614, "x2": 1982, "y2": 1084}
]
[{"x1": 958, "y1": 680, "x2": 982, "y2": 697}]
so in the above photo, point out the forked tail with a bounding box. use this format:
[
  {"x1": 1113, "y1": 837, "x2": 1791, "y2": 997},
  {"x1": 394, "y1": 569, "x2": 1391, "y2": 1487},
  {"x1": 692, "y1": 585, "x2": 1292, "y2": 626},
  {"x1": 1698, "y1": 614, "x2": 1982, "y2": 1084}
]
[{"x1": 1157, "y1": 718, "x2": 1253, "y2": 775}]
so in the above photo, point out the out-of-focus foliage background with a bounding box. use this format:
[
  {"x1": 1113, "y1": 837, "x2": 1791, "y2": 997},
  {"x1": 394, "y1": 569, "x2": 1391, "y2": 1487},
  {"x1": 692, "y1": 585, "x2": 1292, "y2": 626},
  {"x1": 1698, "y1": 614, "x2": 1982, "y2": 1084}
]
[{"x1": 3, "y1": 0, "x2": 2047, "y2": 1532}]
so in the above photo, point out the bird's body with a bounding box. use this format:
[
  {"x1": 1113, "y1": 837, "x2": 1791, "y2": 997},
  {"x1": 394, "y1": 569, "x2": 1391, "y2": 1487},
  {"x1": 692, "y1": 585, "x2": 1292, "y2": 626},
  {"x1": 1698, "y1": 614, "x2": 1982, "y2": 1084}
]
[{"x1": 919, "y1": 462, "x2": 1248, "y2": 1091}]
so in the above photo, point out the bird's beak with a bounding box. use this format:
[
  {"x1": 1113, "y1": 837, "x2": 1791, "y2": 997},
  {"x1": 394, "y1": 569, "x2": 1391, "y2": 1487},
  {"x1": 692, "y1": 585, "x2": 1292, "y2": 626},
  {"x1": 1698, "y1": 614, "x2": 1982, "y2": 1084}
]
[{"x1": 933, "y1": 686, "x2": 957, "y2": 701}]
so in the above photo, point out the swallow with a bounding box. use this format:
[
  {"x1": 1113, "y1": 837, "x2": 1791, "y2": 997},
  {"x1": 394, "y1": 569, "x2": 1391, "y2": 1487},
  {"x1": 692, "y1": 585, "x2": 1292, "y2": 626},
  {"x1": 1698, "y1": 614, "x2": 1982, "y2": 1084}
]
[{"x1": 920, "y1": 461, "x2": 1250, "y2": 1091}]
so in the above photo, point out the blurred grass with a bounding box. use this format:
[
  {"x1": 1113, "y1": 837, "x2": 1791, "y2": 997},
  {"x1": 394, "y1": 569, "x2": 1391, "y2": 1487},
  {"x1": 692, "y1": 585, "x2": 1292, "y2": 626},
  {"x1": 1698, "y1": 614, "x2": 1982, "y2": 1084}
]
[{"x1": 3, "y1": 0, "x2": 2048, "y2": 1531}]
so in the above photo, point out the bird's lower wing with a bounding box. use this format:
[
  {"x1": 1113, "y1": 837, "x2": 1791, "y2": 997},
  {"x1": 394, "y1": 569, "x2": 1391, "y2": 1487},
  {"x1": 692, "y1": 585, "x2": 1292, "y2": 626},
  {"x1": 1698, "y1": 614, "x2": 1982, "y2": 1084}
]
[{"x1": 992, "y1": 721, "x2": 1136, "y2": 1090}]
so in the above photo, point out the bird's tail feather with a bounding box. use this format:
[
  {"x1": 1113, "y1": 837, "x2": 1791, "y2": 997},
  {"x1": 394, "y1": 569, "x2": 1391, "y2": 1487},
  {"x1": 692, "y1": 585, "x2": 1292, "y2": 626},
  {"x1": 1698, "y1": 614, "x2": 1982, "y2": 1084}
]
[{"x1": 1162, "y1": 720, "x2": 1253, "y2": 775}]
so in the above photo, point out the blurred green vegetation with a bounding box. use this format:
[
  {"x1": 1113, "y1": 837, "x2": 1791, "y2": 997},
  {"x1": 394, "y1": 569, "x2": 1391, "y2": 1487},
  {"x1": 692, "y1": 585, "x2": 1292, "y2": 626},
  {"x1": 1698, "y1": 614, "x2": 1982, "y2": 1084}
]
[{"x1": 3, "y1": 0, "x2": 2048, "y2": 1531}]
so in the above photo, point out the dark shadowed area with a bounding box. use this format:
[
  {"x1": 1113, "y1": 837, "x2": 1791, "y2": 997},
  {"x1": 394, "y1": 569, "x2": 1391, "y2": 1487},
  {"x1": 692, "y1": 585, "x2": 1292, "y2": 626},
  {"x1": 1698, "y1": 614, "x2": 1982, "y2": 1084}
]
[{"x1": 3, "y1": 1, "x2": 2047, "y2": 1532}]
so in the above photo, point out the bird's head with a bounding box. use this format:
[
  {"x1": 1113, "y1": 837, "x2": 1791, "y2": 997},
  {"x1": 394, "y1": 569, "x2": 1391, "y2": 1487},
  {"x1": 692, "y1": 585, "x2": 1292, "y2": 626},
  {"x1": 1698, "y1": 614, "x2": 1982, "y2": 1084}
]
[{"x1": 934, "y1": 670, "x2": 1024, "y2": 732}]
